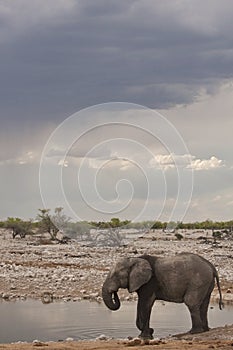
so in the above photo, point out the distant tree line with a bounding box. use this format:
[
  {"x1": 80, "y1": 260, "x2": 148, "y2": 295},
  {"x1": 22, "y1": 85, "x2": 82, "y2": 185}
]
[
  {"x1": 167, "y1": 220, "x2": 233, "y2": 231},
  {"x1": 0, "y1": 209, "x2": 233, "y2": 240}
]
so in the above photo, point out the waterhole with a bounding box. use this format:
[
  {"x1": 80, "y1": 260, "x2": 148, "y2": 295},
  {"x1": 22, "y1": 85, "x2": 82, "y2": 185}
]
[{"x1": 0, "y1": 300, "x2": 232, "y2": 343}]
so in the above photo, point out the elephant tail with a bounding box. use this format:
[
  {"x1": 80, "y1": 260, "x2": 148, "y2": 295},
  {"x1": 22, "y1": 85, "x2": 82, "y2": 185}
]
[{"x1": 214, "y1": 269, "x2": 224, "y2": 310}]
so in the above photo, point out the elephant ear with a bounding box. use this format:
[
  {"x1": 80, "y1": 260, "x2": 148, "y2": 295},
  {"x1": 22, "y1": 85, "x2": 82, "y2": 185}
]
[{"x1": 128, "y1": 258, "x2": 152, "y2": 293}]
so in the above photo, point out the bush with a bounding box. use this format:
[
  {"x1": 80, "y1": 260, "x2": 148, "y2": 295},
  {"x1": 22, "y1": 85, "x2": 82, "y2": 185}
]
[
  {"x1": 212, "y1": 231, "x2": 222, "y2": 240},
  {"x1": 175, "y1": 233, "x2": 183, "y2": 240},
  {"x1": 4, "y1": 217, "x2": 33, "y2": 238}
]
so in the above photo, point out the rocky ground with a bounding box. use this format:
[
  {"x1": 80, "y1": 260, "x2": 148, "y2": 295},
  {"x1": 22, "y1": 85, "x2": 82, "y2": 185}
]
[
  {"x1": 0, "y1": 228, "x2": 233, "y2": 349},
  {"x1": 0, "y1": 228, "x2": 232, "y2": 303},
  {"x1": 0, "y1": 326, "x2": 233, "y2": 350}
]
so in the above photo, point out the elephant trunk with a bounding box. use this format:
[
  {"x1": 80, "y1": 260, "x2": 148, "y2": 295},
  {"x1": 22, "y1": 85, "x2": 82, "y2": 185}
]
[{"x1": 102, "y1": 284, "x2": 120, "y2": 311}]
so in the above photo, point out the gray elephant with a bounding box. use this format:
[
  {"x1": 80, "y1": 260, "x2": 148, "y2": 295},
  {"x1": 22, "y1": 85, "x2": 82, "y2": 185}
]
[{"x1": 102, "y1": 253, "x2": 223, "y2": 339}]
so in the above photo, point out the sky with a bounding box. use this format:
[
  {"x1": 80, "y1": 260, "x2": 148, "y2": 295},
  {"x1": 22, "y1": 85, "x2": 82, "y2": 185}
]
[{"x1": 0, "y1": 0, "x2": 233, "y2": 223}]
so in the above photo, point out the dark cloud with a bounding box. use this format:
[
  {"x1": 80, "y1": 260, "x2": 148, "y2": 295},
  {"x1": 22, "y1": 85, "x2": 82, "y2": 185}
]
[
  {"x1": 1, "y1": 1, "x2": 233, "y2": 220},
  {"x1": 1, "y1": 0, "x2": 233, "y2": 125}
]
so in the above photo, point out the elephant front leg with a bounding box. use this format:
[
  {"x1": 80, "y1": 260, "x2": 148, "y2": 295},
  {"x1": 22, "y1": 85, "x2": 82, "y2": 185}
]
[{"x1": 136, "y1": 289, "x2": 156, "y2": 339}]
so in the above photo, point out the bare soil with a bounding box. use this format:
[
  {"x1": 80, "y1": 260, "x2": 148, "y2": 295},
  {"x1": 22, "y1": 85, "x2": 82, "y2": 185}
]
[{"x1": 0, "y1": 325, "x2": 233, "y2": 350}]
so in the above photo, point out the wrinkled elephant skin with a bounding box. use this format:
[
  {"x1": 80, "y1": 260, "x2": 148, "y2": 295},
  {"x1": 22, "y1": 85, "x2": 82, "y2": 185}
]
[{"x1": 102, "y1": 253, "x2": 223, "y2": 339}]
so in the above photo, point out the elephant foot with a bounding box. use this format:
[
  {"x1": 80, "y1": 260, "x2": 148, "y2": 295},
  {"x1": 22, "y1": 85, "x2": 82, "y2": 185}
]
[
  {"x1": 203, "y1": 326, "x2": 210, "y2": 332},
  {"x1": 189, "y1": 327, "x2": 204, "y2": 334},
  {"x1": 139, "y1": 328, "x2": 154, "y2": 340}
]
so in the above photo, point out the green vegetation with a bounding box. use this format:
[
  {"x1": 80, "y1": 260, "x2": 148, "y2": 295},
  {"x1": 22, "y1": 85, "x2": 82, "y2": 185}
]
[
  {"x1": 90, "y1": 217, "x2": 131, "y2": 229},
  {"x1": 0, "y1": 211, "x2": 233, "y2": 241},
  {"x1": 212, "y1": 231, "x2": 222, "y2": 240},
  {"x1": 37, "y1": 209, "x2": 59, "y2": 240},
  {"x1": 37, "y1": 207, "x2": 71, "y2": 240},
  {"x1": 4, "y1": 217, "x2": 33, "y2": 239},
  {"x1": 174, "y1": 219, "x2": 233, "y2": 231}
]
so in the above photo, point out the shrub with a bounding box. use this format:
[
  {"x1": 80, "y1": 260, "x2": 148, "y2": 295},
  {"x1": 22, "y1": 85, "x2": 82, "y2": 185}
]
[{"x1": 175, "y1": 233, "x2": 183, "y2": 240}]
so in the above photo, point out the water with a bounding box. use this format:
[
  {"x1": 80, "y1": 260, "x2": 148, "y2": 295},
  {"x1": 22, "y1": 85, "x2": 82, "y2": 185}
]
[{"x1": 0, "y1": 300, "x2": 232, "y2": 343}]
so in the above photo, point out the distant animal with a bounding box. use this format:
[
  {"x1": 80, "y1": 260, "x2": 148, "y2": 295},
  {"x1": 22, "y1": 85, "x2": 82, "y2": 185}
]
[{"x1": 102, "y1": 253, "x2": 223, "y2": 339}]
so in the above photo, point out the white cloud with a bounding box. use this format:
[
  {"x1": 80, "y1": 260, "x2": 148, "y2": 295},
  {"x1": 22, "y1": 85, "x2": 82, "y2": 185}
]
[
  {"x1": 58, "y1": 159, "x2": 69, "y2": 167},
  {"x1": 187, "y1": 156, "x2": 223, "y2": 171},
  {"x1": 88, "y1": 155, "x2": 133, "y2": 171},
  {"x1": 150, "y1": 154, "x2": 192, "y2": 170},
  {"x1": 0, "y1": 151, "x2": 38, "y2": 166},
  {"x1": 150, "y1": 154, "x2": 223, "y2": 171}
]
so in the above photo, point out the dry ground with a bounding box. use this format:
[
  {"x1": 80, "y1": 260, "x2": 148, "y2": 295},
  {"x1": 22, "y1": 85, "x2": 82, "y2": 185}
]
[{"x1": 0, "y1": 325, "x2": 233, "y2": 350}]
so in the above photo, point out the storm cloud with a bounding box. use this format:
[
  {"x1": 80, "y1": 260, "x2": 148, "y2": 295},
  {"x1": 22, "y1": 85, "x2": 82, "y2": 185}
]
[
  {"x1": 1, "y1": 0, "x2": 233, "y2": 124},
  {"x1": 0, "y1": 0, "x2": 233, "y2": 221}
]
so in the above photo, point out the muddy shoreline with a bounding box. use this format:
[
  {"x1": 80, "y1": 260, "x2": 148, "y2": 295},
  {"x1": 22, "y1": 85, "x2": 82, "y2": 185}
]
[{"x1": 1, "y1": 325, "x2": 233, "y2": 350}]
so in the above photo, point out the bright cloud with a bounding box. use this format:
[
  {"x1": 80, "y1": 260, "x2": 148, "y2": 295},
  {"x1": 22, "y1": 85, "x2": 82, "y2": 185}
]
[
  {"x1": 150, "y1": 154, "x2": 192, "y2": 170},
  {"x1": 150, "y1": 154, "x2": 223, "y2": 171},
  {"x1": 188, "y1": 156, "x2": 223, "y2": 171}
]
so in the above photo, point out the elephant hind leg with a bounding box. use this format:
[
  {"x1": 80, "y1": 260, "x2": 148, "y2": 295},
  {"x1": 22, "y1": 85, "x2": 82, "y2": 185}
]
[
  {"x1": 184, "y1": 292, "x2": 204, "y2": 334},
  {"x1": 187, "y1": 306, "x2": 204, "y2": 334},
  {"x1": 200, "y1": 293, "x2": 211, "y2": 332}
]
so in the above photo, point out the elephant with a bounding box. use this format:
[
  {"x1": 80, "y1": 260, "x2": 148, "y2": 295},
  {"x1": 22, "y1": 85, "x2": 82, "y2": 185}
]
[{"x1": 102, "y1": 253, "x2": 223, "y2": 339}]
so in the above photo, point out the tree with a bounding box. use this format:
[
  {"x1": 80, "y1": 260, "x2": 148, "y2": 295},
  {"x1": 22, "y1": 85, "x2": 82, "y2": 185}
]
[
  {"x1": 110, "y1": 218, "x2": 121, "y2": 228},
  {"x1": 37, "y1": 207, "x2": 71, "y2": 240},
  {"x1": 5, "y1": 217, "x2": 33, "y2": 239},
  {"x1": 52, "y1": 207, "x2": 70, "y2": 232},
  {"x1": 37, "y1": 209, "x2": 59, "y2": 240},
  {"x1": 151, "y1": 221, "x2": 163, "y2": 230}
]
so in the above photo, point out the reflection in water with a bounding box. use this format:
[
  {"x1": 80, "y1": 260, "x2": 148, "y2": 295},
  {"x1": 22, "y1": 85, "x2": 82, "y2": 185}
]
[{"x1": 0, "y1": 300, "x2": 232, "y2": 343}]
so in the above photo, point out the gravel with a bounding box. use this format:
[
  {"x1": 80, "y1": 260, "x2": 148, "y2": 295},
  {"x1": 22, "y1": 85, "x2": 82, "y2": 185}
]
[{"x1": 0, "y1": 228, "x2": 232, "y2": 303}]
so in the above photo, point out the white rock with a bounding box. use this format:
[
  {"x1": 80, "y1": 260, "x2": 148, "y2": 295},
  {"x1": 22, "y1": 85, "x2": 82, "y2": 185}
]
[
  {"x1": 97, "y1": 334, "x2": 108, "y2": 341},
  {"x1": 65, "y1": 337, "x2": 74, "y2": 342}
]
